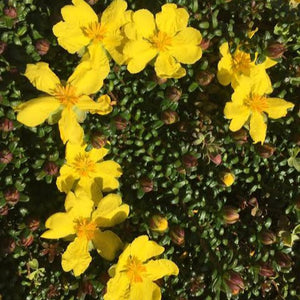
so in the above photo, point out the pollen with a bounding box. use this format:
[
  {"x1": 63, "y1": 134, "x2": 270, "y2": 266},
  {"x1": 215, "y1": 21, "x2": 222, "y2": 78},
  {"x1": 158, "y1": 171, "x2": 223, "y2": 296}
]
[
  {"x1": 54, "y1": 84, "x2": 79, "y2": 107},
  {"x1": 232, "y1": 51, "x2": 251, "y2": 74},
  {"x1": 126, "y1": 256, "x2": 146, "y2": 283},
  {"x1": 244, "y1": 94, "x2": 268, "y2": 113},
  {"x1": 151, "y1": 31, "x2": 172, "y2": 52},
  {"x1": 71, "y1": 153, "x2": 96, "y2": 177},
  {"x1": 74, "y1": 218, "x2": 97, "y2": 240},
  {"x1": 83, "y1": 22, "x2": 106, "y2": 42}
]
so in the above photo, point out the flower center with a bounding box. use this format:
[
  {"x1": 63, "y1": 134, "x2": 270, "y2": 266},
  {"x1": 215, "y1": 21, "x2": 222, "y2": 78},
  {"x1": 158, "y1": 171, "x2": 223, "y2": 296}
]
[
  {"x1": 232, "y1": 51, "x2": 251, "y2": 74},
  {"x1": 126, "y1": 256, "x2": 146, "y2": 283},
  {"x1": 83, "y1": 22, "x2": 106, "y2": 42},
  {"x1": 54, "y1": 84, "x2": 78, "y2": 107},
  {"x1": 71, "y1": 153, "x2": 96, "y2": 177},
  {"x1": 151, "y1": 31, "x2": 172, "y2": 52},
  {"x1": 244, "y1": 94, "x2": 268, "y2": 113},
  {"x1": 74, "y1": 218, "x2": 97, "y2": 240}
]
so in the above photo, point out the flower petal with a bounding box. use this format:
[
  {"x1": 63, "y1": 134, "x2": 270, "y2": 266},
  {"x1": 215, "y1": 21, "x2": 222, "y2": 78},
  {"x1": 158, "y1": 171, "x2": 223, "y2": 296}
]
[
  {"x1": 58, "y1": 109, "x2": 84, "y2": 144},
  {"x1": 95, "y1": 161, "x2": 122, "y2": 191},
  {"x1": 24, "y1": 63, "x2": 60, "y2": 95},
  {"x1": 65, "y1": 142, "x2": 86, "y2": 162},
  {"x1": 249, "y1": 112, "x2": 267, "y2": 144},
  {"x1": 124, "y1": 40, "x2": 157, "y2": 74},
  {"x1": 16, "y1": 96, "x2": 60, "y2": 127},
  {"x1": 156, "y1": 3, "x2": 189, "y2": 36},
  {"x1": 61, "y1": 237, "x2": 92, "y2": 276},
  {"x1": 224, "y1": 102, "x2": 250, "y2": 131},
  {"x1": 77, "y1": 179, "x2": 103, "y2": 205},
  {"x1": 76, "y1": 95, "x2": 112, "y2": 115},
  {"x1": 41, "y1": 212, "x2": 75, "y2": 239},
  {"x1": 56, "y1": 165, "x2": 77, "y2": 193},
  {"x1": 130, "y1": 280, "x2": 161, "y2": 300},
  {"x1": 154, "y1": 53, "x2": 186, "y2": 79},
  {"x1": 68, "y1": 43, "x2": 110, "y2": 95},
  {"x1": 169, "y1": 27, "x2": 202, "y2": 64},
  {"x1": 217, "y1": 56, "x2": 233, "y2": 86},
  {"x1": 101, "y1": 0, "x2": 128, "y2": 30},
  {"x1": 265, "y1": 98, "x2": 294, "y2": 119},
  {"x1": 104, "y1": 273, "x2": 130, "y2": 300},
  {"x1": 93, "y1": 229, "x2": 123, "y2": 261},
  {"x1": 144, "y1": 259, "x2": 179, "y2": 281}
]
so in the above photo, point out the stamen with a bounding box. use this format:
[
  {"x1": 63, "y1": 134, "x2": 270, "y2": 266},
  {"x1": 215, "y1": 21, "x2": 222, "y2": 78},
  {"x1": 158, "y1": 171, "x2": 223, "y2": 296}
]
[
  {"x1": 71, "y1": 153, "x2": 96, "y2": 177},
  {"x1": 244, "y1": 94, "x2": 268, "y2": 113},
  {"x1": 74, "y1": 218, "x2": 97, "y2": 240},
  {"x1": 53, "y1": 84, "x2": 78, "y2": 107},
  {"x1": 151, "y1": 31, "x2": 172, "y2": 52},
  {"x1": 83, "y1": 22, "x2": 106, "y2": 42}
]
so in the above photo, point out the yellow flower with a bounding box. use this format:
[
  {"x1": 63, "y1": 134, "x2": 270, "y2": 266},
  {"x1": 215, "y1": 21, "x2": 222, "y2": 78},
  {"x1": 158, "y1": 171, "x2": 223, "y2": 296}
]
[
  {"x1": 53, "y1": 0, "x2": 130, "y2": 76},
  {"x1": 290, "y1": 0, "x2": 300, "y2": 7},
  {"x1": 56, "y1": 142, "x2": 122, "y2": 202},
  {"x1": 104, "y1": 235, "x2": 179, "y2": 300},
  {"x1": 41, "y1": 189, "x2": 129, "y2": 276},
  {"x1": 16, "y1": 58, "x2": 112, "y2": 144},
  {"x1": 224, "y1": 72, "x2": 294, "y2": 144},
  {"x1": 123, "y1": 3, "x2": 202, "y2": 79},
  {"x1": 217, "y1": 42, "x2": 277, "y2": 87},
  {"x1": 221, "y1": 172, "x2": 235, "y2": 187},
  {"x1": 149, "y1": 215, "x2": 168, "y2": 233}
]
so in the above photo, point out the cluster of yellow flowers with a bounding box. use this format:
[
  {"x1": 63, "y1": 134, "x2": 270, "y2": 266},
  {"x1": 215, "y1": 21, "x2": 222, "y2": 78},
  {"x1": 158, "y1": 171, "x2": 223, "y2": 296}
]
[{"x1": 217, "y1": 42, "x2": 294, "y2": 144}]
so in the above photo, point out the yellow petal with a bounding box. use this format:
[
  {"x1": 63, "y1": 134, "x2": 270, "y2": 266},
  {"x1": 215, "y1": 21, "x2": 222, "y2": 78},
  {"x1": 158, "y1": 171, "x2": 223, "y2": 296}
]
[
  {"x1": 224, "y1": 102, "x2": 250, "y2": 131},
  {"x1": 261, "y1": 57, "x2": 277, "y2": 69},
  {"x1": 169, "y1": 27, "x2": 202, "y2": 64},
  {"x1": 61, "y1": 0, "x2": 97, "y2": 26},
  {"x1": 53, "y1": 21, "x2": 90, "y2": 54},
  {"x1": 125, "y1": 9, "x2": 156, "y2": 40},
  {"x1": 65, "y1": 142, "x2": 86, "y2": 162},
  {"x1": 76, "y1": 95, "x2": 112, "y2": 115},
  {"x1": 16, "y1": 96, "x2": 60, "y2": 127},
  {"x1": 56, "y1": 165, "x2": 77, "y2": 193},
  {"x1": 156, "y1": 3, "x2": 189, "y2": 36},
  {"x1": 248, "y1": 65, "x2": 273, "y2": 95},
  {"x1": 24, "y1": 63, "x2": 60, "y2": 95},
  {"x1": 124, "y1": 40, "x2": 157, "y2": 74},
  {"x1": 58, "y1": 108, "x2": 84, "y2": 144},
  {"x1": 249, "y1": 112, "x2": 267, "y2": 144},
  {"x1": 95, "y1": 161, "x2": 122, "y2": 191},
  {"x1": 144, "y1": 259, "x2": 179, "y2": 281},
  {"x1": 77, "y1": 179, "x2": 103, "y2": 205},
  {"x1": 93, "y1": 229, "x2": 123, "y2": 261},
  {"x1": 130, "y1": 280, "x2": 161, "y2": 300},
  {"x1": 219, "y1": 42, "x2": 230, "y2": 57},
  {"x1": 265, "y1": 98, "x2": 294, "y2": 119},
  {"x1": 68, "y1": 43, "x2": 110, "y2": 95},
  {"x1": 231, "y1": 79, "x2": 251, "y2": 104},
  {"x1": 217, "y1": 56, "x2": 233, "y2": 86},
  {"x1": 61, "y1": 237, "x2": 92, "y2": 276},
  {"x1": 154, "y1": 53, "x2": 186, "y2": 79},
  {"x1": 101, "y1": 0, "x2": 128, "y2": 30},
  {"x1": 92, "y1": 194, "x2": 129, "y2": 227},
  {"x1": 104, "y1": 273, "x2": 130, "y2": 300},
  {"x1": 41, "y1": 212, "x2": 75, "y2": 239}
]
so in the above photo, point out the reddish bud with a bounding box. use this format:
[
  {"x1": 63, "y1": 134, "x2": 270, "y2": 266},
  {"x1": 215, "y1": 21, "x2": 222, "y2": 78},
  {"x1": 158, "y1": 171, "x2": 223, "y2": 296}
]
[
  {"x1": 230, "y1": 129, "x2": 248, "y2": 144},
  {"x1": 260, "y1": 230, "x2": 276, "y2": 245},
  {"x1": 41, "y1": 242, "x2": 60, "y2": 263},
  {"x1": 223, "y1": 206, "x2": 239, "y2": 224},
  {"x1": 152, "y1": 74, "x2": 167, "y2": 85},
  {"x1": 200, "y1": 38, "x2": 210, "y2": 51},
  {"x1": 255, "y1": 143, "x2": 276, "y2": 158},
  {"x1": 0, "y1": 41, "x2": 7, "y2": 55},
  {"x1": 0, "y1": 118, "x2": 13, "y2": 132},
  {"x1": 88, "y1": 0, "x2": 99, "y2": 4},
  {"x1": 27, "y1": 217, "x2": 40, "y2": 231},
  {"x1": 165, "y1": 87, "x2": 182, "y2": 102},
  {"x1": 275, "y1": 252, "x2": 292, "y2": 268},
  {"x1": 259, "y1": 263, "x2": 275, "y2": 277},
  {"x1": 139, "y1": 177, "x2": 153, "y2": 193},
  {"x1": 4, "y1": 188, "x2": 20, "y2": 205},
  {"x1": 0, "y1": 205, "x2": 9, "y2": 216},
  {"x1": 4, "y1": 7, "x2": 17, "y2": 19},
  {"x1": 225, "y1": 271, "x2": 245, "y2": 295},
  {"x1": 114, "y1": 116, "x2": 127, "y2": 130},
  {"x1": 91, "y1": 132, "x2": 107, "y2": 149},
  {"x1": 267, "y1": 42, "x2": 286, "y2": 59},
  {"x1": 35, "y1": 39, "x2": 50, "y2": 55},
  {"x1": 182, "y1": 154, "x2": 198, "y2": 168},
  {"x1": 210, "y1": 153, "x2": 222, "y2": 166},
  {"x1": 2, "y1": 237, "x2": 16, "y2": 254},
  {"x1": 20, "y1": 234, "x2": 34, "y2": 247},
  {"x1": 0, "y1": 150, "x2": 13, "y2": 164},
  {"x1": 161, "y1": 110, "x2": 179, "y2": 125},
  {"x1": 44, "y1": 161, "x2": 59, "y2": 176},
  {"x1": 170, "y1": 226, "x2": 185, "y2": 246},
  {"x1": 196, "y1": 70, "x2": 215, "y2": 86}
]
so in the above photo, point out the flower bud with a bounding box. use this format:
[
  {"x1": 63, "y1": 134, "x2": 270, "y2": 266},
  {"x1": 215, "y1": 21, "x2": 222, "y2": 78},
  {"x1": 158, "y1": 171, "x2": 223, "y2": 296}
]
[
  {"x1": 139, "y1": 177, "x2": 153, "y2": 193},
  {"x1": 114, "y1": 116, "x2": 127, "y2": 130},
  {"x1": 165, "y1": 87, "x2": 182, "y2": 102},
  {"x1": 230, "y1": 129, "x2": 248, "y2": 144},
  {"x1": 210, "y1": 153, "x2": 222, "y2": 166},
  {"x1": 260, "y1": 230, "x2": 276, "y2": 245},
  {"x1": 44, "y1": 161, "x2": 59, "y2": 176},
  {"x1": 225, "y1": 271, "x2": 245, "y2": 295},
  {"x1": 88, "y1": 0, "x2": 99, "y2": 5},
  {"x1": 170, "y1": 226, "x2": 185, "y2": 246},
  {"x1": 182, "y1": 154, "x2": 198, "y2": 168},
  {"x1": 91, "y1": 132, "x2": 107, "y2": 149},
  {"x1": 275, "y1": 252, "x2": 292, "y2": 268},
  {"x1": 161, "y1": 110, "x2": 179, "y2": 125},
  {"x1": 0, "y1": 118, "x2": 13, "y2": 132},
  {"x1": 4, "y1": 188, "x2": 20, "y2": 206},
  {"x1": 0, "y1": 205, "x2": 9, "y2": 216},
  {"x1": 223, "y1": 206, "x2": 239, "y2": 224},
  {"x1": 196, "y1": 70, "x2": 215, "y2": 86},
  {"x1": 267, "y1": 42, "x2": 286, "y2": 59},
  {"x1": 200, "y1": 38, "x2": 210, "y2": 51},
  {"x1": 149, "y1": 215, "x2": 168, "y2": 233},
  {"x1": 4, "y1": 7, "x2": 17, "y2": 19},
  {"x1": 20, "y1": 234, "x2": 34, "y2": 247},
  {"x1": 0, "y1": 150, "x2": 13, "y2": 164},
  {"x1": 255, "y1": 143, "x2": 276, "y2": 158},
  {"x1": 259, "y1": 262, "x2": 275, "y2": 277},
  {"x1": 0, "y1": 41, "x2": 7, "y2": 55},
  {"x1": 152, "y1": 74, "x2": 167, "y2": 85},
  {"x1": 221, "y1": 172, "x2": 235, "y2": 187},
  {"x1": 27, "y1": 217, "x2": 40, "y2": 231},
  {"x1": 35, "y1": 39, "x2": 50, "y2": 56}
]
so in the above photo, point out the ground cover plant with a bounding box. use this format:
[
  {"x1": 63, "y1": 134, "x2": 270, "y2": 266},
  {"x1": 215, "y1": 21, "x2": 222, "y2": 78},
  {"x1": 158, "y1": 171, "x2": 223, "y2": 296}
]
[{"x1": 0, "y1": 0, "x2": 299, "y2": 299}]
